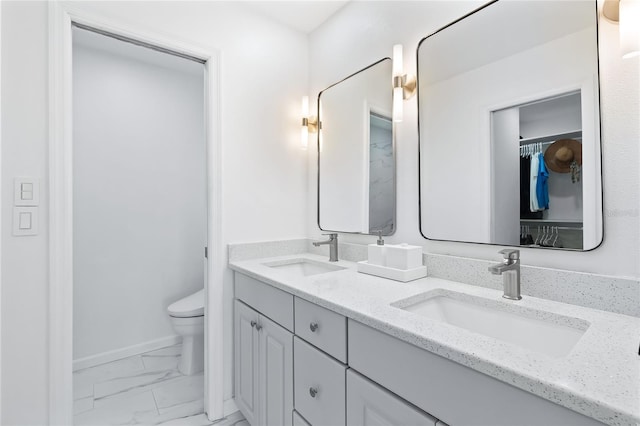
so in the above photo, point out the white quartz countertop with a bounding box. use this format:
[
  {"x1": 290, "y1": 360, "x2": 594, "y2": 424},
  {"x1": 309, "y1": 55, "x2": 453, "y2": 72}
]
[{"x1": 229, "y1": 253, "x2": 640, "y2": 426}]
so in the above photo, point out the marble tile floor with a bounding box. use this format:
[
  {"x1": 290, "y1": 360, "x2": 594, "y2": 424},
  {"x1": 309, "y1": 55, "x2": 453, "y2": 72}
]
[{"x1": 74, "y1": 344, "x2": 248, "y2": 426}]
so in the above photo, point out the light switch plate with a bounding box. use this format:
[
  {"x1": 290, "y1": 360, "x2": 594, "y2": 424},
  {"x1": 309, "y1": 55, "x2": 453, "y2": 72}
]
[
  {"x1": 13, "y1": 207, "x2": 38, "y2": 236},
  {"x1": 14, "y1": 177, "x2": 40, "y2": 206}
]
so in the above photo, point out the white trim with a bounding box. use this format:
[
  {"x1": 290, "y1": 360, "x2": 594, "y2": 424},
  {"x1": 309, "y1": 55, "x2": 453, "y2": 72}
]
[
  {"x1": 73, "y1": 335, "x2": 182, "y2": 372},
  {"x1": 223, "y1": 398, "x2": 239, "y2": 417},
  {"x1": 49, "y1": 4, "x2": 224, "y2": 425},
  {"x1": 204, "y1": 47, "x2": 225, "y2": 422},
  {"x1": 0, "y1": 1, "x2": 3, "y2": 421},
  {"x1": 49, "y1": 4, "x2": 74, "y2": 424}
]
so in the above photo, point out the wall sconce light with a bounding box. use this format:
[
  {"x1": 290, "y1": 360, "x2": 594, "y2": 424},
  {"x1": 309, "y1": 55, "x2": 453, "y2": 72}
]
[
  {"x1": 392, "y1": 44, "x2": 417, "y2": 122},
  {"x1": 603, "y1": 0, "x2": 640, "y2": 59},
  {"x1": 301, "y1": 96, "x2": 319, "y2": 150}
]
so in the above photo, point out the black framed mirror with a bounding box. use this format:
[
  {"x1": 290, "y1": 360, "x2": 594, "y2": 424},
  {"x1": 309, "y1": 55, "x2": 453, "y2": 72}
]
[
  {"x1": 318, "y1": 58, "x2": 395, "y2": 235},
  {"x1": 417, "y1": 0, "x2": 602, "y2": 250}
]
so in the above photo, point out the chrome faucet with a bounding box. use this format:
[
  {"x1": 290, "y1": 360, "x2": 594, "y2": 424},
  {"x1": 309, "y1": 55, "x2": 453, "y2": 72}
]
[
  {"x1": 313, "y1": 233, "x2": 339, "y2": 262},
  {"x1": 488, "y1": 249, "x2": 522, "y2": 300}
]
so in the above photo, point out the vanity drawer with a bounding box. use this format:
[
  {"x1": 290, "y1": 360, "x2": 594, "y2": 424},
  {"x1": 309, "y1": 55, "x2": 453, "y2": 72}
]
[
  {"x1": 348, "y1": 320, "x2": 604, "y2": 426},
  {"x1": 292, "y1": 410, "x2": 310, "y2": 426},
  {"x1": 294, "y1": 337, "x2": 346, "y2": 426},
  {"x1": 294, "y1": 297, "x2": 347, "y2": 362},
  {"x1": 235, "y1": 272, "x2": 294, "y2": 331},
  {"x1": 347, "y1": 369, "x2": 437, "y2": 426}
]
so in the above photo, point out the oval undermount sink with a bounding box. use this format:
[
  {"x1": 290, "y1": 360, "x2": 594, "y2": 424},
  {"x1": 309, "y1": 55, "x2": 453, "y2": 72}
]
[
  {"x1": 392, "y1": 290, "x2": 589, "y2": 358},
  {"x1": 263, "y1": 258, "x2": 346, "y2": 277}
]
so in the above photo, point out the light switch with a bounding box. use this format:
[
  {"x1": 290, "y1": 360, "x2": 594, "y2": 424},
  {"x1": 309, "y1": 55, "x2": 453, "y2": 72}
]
[
  {"x1": 14, "y1": 178, "x2": 40, "y2": 206},
  {"x1": 13, "y1": 207, "x2": 38, "y2": 236},
  {"x1": 18, "y1": 212, "x2": 32, "y2": 229}
]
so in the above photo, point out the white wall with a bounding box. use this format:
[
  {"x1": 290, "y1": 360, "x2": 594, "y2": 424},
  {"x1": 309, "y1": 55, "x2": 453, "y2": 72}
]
[
  {"x1": 1, "y1": 3, "x2": 50, "y2": 424},
  {"x1": 72, "y1": 31, "x2": 206, "y2": 361},
  {"x1": 309, "y1": 1, "x2": 639, "y2": 279},
  {"x1": 1, "y1": 1, "x2": 308, "y2": 423}
]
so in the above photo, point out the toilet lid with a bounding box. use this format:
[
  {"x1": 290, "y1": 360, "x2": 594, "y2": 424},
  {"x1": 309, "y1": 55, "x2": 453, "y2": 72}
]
[{"x1": 168, "y1": 289, "x2": 204, "y2": 318}]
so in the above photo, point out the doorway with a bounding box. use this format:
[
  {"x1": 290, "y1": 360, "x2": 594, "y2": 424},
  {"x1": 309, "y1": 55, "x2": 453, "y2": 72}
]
[
  {"x1": 49, "y1": 5, "x2": 224, "y2": 424},
  {"x1": 72, "y1": 26, "x2": 208, "y2": 423}
]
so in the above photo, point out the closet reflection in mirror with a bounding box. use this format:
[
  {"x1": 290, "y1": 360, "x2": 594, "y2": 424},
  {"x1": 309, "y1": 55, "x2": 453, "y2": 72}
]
[
  {"x1": 418, "y1": 0, "x2": 602, "y2": 251},
  {"x1": 494, "y1": 91, "x2": 584, "y2": 249},
  {"x1": 318, "y1": 58, "x2": 395, "y2": 235}
]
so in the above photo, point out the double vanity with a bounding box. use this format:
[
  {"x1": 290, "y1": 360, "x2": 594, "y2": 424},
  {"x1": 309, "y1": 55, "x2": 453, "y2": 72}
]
[
  {"x1": 230, "y1": 252, "x2": 640, "y2": 426},
  {"x1": 229, "y1": 2, "x2": 638, "y2": 425}
]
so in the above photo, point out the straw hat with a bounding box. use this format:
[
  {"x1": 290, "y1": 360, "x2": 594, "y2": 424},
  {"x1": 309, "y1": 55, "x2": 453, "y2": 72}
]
[{"x1": 544, "y1": 139, "x2": 582, "y2": 173}]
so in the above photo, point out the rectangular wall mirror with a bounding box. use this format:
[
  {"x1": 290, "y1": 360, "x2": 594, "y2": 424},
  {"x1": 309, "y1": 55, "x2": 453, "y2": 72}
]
[
  {"x1": 418, "y1": 0, "x2": 602, "y2": 250},
  {"x1": 318, "y1": 58, "x2": 395, "y2": 235}
]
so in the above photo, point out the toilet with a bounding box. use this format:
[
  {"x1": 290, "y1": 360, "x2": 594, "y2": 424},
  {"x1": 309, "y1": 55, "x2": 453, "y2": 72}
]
[{"x1": 167, "y1": 289, "x2": 205, "y2": 375}]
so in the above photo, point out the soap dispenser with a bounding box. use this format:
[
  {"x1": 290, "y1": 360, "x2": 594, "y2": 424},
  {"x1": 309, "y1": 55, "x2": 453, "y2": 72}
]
[{"x1": 368, "y1": 231, "x2": 387, "y2": 266}]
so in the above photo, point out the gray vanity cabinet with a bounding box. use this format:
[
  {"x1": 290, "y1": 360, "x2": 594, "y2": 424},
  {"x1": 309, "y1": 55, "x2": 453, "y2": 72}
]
[
  {"x1": 234, "y1": 271, "x2": 604, "y2": 426},
  {"x1": 234, "y1": 298, "x2": 293, "y2": 426},
  {"x1": 347, "y1": 369, "x2": 437, "y2": 426}
]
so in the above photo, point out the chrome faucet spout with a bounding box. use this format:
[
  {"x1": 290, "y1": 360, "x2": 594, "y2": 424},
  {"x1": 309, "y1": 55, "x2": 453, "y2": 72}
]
[
  {"x1": 488, "y1": 261, "x2": 518, "y2": 275},
  {"x1": 313, "y1": 233, "x2": 339, "y2": 262},
  {"x1": 488, "y1": 249, "x2": 522, "y2": 300}
]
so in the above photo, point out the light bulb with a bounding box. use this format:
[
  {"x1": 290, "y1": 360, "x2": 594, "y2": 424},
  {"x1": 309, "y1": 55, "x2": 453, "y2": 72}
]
[
  {"x1": 393, "y1": 87, "x2": 403, "y2": 122},
  {"x1": 392, "y1": 44, "x2": 403, "y2": 76}
]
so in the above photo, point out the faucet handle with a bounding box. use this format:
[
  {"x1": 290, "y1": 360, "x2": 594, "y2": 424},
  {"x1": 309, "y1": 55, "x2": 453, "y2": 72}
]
[
  {"x1": 498, "y1": 249, "x2": 520, "y2": 260},
  {"x1": 322, "y1": 233, "x2": 338, "y2": 238}
]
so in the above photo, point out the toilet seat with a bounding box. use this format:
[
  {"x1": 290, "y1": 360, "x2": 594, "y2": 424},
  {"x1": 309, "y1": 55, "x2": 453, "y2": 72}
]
[{"x1": 168, "y1": 289, "x2": 204, "y2": 318}]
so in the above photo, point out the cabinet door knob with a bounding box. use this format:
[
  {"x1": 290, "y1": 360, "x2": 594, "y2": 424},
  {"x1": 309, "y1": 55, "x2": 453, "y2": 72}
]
[
  {"x1": 250, "y1": 320, "x2": 257, "y2": 328},
  {"x1": 309, "y1": 387, "x2": 318, "y2": 398},
  {"x1": 309, "y1": 322, "x2": 319, "y2": 332},
  {"x1": 255, "y1": 323, "x2": 263, "y2": 331}
]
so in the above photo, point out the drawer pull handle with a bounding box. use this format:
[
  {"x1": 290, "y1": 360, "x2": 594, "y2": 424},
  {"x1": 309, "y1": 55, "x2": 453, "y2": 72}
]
[
  {"x1": 309, "y1": 387, "x2": 318, "y2": 398},
  {"x1": 309, "y1": 322, "x2": 319, "y2": 332}
]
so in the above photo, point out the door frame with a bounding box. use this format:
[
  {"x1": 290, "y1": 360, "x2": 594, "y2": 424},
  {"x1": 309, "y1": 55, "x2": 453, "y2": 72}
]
[{"x1": 48, "y1": 3, "x2": 223, "y2": 424}]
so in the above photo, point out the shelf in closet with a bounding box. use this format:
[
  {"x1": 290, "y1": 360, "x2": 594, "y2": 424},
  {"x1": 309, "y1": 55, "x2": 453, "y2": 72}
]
[
  {"x1": 519, "y1": 129, "x2": 582, "y2": 146},
  {"x1": 520, "y1": 219, "x2": 583, "y2": 229}
]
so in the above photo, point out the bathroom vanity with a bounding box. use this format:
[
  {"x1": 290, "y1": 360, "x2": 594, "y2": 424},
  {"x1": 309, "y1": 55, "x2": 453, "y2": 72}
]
[{"x1": 230, "y1": 253, "x2": 640, "y2": 426}]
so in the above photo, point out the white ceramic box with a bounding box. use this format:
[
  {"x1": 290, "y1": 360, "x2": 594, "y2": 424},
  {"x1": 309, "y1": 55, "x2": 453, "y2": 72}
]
[{"x1": 385, "y1": 244, "x2": 422, "y2": 270}]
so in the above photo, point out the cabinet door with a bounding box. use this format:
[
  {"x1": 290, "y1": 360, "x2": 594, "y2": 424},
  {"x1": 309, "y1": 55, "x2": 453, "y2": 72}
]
[
  {"x1": 235, "y1": 300, "x2": 260, "y2": 425},
  {"x1": 259, "y1": 314, "x2": 293, "y2": 426},
  {"x1": 347, "y1": 369, "x2": 437, "y2": 426}
]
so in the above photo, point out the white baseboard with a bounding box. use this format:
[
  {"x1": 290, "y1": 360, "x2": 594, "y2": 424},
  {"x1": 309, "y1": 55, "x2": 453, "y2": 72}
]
[
  {"x1": 73, "y1": 335, "x2": 182, "y2": 371},
  {"x1": 223, "y1": 398, "x2": 239, "y2": 417}
]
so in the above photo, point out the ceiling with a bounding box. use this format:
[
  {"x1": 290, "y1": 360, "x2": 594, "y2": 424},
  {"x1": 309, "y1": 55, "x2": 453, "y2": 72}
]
[{"x1": 243, "y1": 1, "x2": 350, "y2": 33}]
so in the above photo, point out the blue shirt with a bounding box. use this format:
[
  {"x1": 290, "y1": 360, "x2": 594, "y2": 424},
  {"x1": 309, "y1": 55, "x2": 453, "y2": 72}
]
[{"x1": 536, "y1": 152, "x2": 549, "y2": 209}]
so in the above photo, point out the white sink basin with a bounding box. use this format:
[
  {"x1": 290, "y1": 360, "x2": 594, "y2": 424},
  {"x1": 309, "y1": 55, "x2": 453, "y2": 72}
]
[
  {"x1": 393, "y1": 290, "x2": 589, "y2": 358},
  {"x1": 263, "y1": 258, "x2": 346, "y2": 277}
]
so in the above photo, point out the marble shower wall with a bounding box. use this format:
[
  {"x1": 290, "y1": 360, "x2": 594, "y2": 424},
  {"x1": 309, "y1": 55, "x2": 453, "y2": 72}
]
[{"x1": 369, "y1": 116, "x2": 394, "y2": 234}]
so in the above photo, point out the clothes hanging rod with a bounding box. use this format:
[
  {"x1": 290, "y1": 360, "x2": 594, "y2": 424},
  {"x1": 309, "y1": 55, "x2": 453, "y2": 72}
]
[
  {"x1": 527, "y1": 226, "x2": 584, "y2": 231},
  {"x1": 72, "y1": 22, "x2": 206, "y2": 65},
  {"x1": 519, "y1": 129, "x2": 582, "y2": 145},
  {"x1": 520, "y1": 140, "x2": 557, "y2": 147}
]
